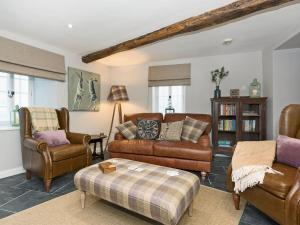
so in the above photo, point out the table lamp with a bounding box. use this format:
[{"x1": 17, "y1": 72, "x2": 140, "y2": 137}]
[{"x1": 105, "y1": 85, "x2": 129, "y2": 151}]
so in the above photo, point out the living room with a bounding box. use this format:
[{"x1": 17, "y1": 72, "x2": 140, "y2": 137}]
[{"x1": 0, "y1": 0, "x2": 300, "y2": 225}]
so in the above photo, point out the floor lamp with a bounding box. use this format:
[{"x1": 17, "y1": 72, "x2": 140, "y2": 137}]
[{"x1": 105, "y1": 85, "x2": 129, "y2": 152}]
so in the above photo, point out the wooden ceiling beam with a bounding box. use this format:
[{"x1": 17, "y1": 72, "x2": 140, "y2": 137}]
[{"x1": 82, "y1": 0, "x2": 296, "y2": 63}]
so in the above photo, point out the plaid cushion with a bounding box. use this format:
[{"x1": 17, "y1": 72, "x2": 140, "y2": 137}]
[
  {"x1": 159, "y1": 121, "x2": 183, "y2": 141},
  {"x1": 116, "y1": 121, "x2": 137, "y2": 139},
  {"x1": 181, "y1": 116, "x2": 208, "y2": 143},
  {"x1": 28, "y1": 107, "x2": 59, "y2": 133}
]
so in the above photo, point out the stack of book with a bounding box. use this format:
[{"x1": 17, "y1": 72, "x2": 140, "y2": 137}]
[
  {"x1": 243, "y1": 120, "x2": 257, "y2": 132},
  {"x1": 218, "y1": 119, "x2": 236, "y2": 131},
  {"x1": 220, "y1": 104, "x2": 236, "y2": 116},
  {"x1": 218, "y1": 140, "x2": 232, "y2": 148},
  {"x1": 243, "y1": 110, "x2": 259, "y2": 116}
]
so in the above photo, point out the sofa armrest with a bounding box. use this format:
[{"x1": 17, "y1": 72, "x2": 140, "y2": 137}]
[
  {"x1": 197, "y1": 135, "x2": 211, "y2": 147},
  {"x1": 285, "y1": 167, "x2": 300, "y2": 225},
  {"x1": 67, "y1": 132, "x2": 91, "y2": 145},
  {"x1": 23, "y1": 138, "x2": 48, "y2": 153},
  {"x1": 115, "y1": 132, "x2": 125, "y2": 141}
]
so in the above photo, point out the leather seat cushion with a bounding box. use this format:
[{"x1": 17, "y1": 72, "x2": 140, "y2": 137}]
[
  {"x1": 258, "y1": 163, "x2": 297, "y2": 199},
  {"x1": 153, "y1": 141, "x2": 212, "y2": 161},
  {"x1": 108, "y1": 140, "x2": 155, "y2": 155},
  {"x1": 49, "y1": 144, "x2": 86, "y2": 162}
]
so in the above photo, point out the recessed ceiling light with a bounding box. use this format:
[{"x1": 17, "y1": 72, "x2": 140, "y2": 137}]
[
  {"x1": 68, "y1": 24, "x2": 73, "y2": 29},
  {"x1": 223, "y1": 38, "x2": 233, "y2": 46}
]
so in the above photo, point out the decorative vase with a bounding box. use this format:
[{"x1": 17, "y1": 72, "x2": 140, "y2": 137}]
[
  {"x1": 214, "y1": 86, "x2": 221, "y2": 98},
  {"x1": 249, "y1": 78, "x2": 261, "y2": 98}
]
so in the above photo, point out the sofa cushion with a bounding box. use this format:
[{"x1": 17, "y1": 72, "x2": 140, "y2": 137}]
[
  {"x1": 49, "y1": 144, "x2": 86, "y2": 162},
  {"x1": 159, "y1": 121, "x2": 183, "y2": 141},
  {"x1": 116, "y1": 121, "x2": 137, "y2": 140},
  {"x1": 136, "y1": 119, "x2": 160, "y2": 140},
  {"x1": 164, "y1": 113, "x2": 211, "y2": 134},
  {"x1": 108, "y1": 140, "x2": 155, "y2": 155},
  {"x1": 153, "y1": 141, "x2": 212, "y2": 161},
  {"x1": 276, "y1": 135, "x2": 300, "y2": 168},
  {"x1": 258, "y1": 163, "x2": 297, "y2": 199},
  {"x1": 181, "y1": 116, "x2": 208, "y2": 143}
]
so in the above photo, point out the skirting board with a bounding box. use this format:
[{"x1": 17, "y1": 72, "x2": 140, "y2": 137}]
[{"x1": 0, "y1": 167, "x2": 25, "y2": 179}]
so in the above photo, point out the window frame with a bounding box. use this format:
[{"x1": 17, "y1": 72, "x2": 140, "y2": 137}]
[
  {"x1": 150, "y1": 85, "x2": 186, "y2": 114},
  {"x1": 0, "y1": 71, "x2": 34, "y2": 126}
]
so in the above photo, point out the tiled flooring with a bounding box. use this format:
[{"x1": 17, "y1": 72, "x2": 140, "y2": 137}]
[{"x1": 0, "y1": 156, "x2": 278, "y2": 225}]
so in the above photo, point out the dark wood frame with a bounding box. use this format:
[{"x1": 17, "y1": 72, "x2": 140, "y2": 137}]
[{"x1": 211, "y1": 96, "x2": 267, "y2": 155}]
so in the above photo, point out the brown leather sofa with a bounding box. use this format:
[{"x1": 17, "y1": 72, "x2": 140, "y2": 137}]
[
  {"x1": 227, "y1": 104, "x2": 300, "y2": 225},
  {"x1": 19, "y1": 107, "x2": 91, "y2": 192},
  {"x1": 108, "y1": 113, "x2": 212, "y2": 178}
]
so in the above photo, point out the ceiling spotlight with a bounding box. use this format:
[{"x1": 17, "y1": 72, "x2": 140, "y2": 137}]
[
  {"x1": 68, "y1": 24, "x2": 73, "y2": 29},
  {"x1": 223, "y1": 38, "x2": 233, "y2": 46}
]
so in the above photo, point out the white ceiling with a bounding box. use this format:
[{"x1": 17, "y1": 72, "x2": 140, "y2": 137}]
[{"x1": 0, "y1": 0, "x2": 300, "y2": 66}]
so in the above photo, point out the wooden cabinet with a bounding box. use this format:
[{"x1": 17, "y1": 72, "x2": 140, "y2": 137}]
[{"x1": 211, "y1": 97, "x2": 267, "y2": 155}]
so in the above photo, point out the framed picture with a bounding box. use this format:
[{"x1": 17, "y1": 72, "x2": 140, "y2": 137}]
[
  {"x1": 230, "y1": 89, "x2": 240, "y2": 98},
  {"x1": 68, "y1": 67, "x2": 101, "y2": 111}
]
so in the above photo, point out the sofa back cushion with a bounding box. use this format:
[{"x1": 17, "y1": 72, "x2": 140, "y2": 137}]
[
  {"x1": 164, "y1": 113, "x2": 212, "y2": 134},
  {"x1": 124, "y1": 113, "x2": 163, "y2": 125}
]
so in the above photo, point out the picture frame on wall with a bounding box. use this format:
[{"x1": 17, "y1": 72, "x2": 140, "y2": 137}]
[{"x1": 68, "y1": 67, "x2": 101, "y2": 111}]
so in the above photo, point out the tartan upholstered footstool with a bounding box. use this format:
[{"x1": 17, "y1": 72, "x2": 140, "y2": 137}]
[{"x1": 74, "y1": 158, "x2": 200, "y2": 225}]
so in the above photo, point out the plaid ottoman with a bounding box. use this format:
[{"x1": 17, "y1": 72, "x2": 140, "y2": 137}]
[{"x1": 74, "y1": 158, "x2": 200, "y2": 225}]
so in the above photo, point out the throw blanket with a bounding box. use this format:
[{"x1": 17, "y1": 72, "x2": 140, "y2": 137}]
[
  {"x1": 28, "y1": 107, "x2": 59, "y2": 133},
  {"x1": 232, "y1": 141, "x2": 282, "y2": 193}
]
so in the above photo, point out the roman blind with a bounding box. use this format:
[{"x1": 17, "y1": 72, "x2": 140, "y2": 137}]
[
  {"x1": 148, "y1": 63, "x2": 191, "y2": 87},
  {"x1": 0, "y1": 36, "x2": 66, "y2": 81}
]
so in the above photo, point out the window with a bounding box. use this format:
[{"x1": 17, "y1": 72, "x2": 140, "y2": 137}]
[
  {"x1": 0, "y1": 71, "x2": 33, "y2": 126},
  {"x1": 151, "y1": 86, "x2": 185, "y2": 114}
]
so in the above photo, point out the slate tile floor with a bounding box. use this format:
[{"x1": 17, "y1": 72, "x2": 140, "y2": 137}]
[{"x1": 0, "y1": 155, "x2": 278, "y2": 225}]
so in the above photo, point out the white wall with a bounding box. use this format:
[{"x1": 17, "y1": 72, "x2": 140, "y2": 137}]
[
  {"x1": 0, "y1": 32, "x2": 112, "y2": 178},
  {"x1": 273, "y1": 48, "x2": 300, "y2": 136},
  {"x1": 109, "y1": 51, "x2": 263, "y2": 115}
]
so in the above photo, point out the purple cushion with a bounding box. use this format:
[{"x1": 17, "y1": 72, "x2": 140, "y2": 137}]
[
  {"x1": 277, "y1": 135, "x2": 300, "y2": 168},
  {"x1": 34, "y1": 130, "x2": 70, "y2": 147}
]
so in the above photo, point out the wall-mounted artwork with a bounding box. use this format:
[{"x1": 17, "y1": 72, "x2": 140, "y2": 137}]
[{"x1": 68, "y1": 67, "x2": 100, "y2": 111}]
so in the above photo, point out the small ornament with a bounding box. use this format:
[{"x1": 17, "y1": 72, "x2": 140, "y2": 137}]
[
  {"x1": 165, "y1": 95, "x2": 175, "y2": 113},
  {"x1": 249, "y1": 79, "x2": 261, "y2": 98},
  {"x1": 10, "y1": 105, "x2": 20, "y2": 127}
]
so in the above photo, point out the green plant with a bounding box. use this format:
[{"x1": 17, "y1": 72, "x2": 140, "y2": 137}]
[{"x1": 211, "y1": 66, "x2": 229, "y2": 86}]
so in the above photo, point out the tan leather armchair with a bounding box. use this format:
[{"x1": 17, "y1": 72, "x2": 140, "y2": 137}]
[
  {"x1": 227, "y1": 104, "x2": 300, "y2": 225},
  {"x1": 19, "y1": 107, "x2": 92, "y2": 192}
]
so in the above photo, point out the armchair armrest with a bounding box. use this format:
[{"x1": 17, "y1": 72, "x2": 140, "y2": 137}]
[
  {"x1": 67, "y1": 132, "x2": 91, "y2": 145},
  {"x1": 23, "y1": 138, "x2": 48, "y2": 153},
  {"x1": 286, "y1": 167, "x2": 300, "y2": 225}
]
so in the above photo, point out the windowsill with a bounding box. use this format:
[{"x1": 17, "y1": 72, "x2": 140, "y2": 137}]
[{"x1": 0, "y1": 126, "x2": 20, "y2": 131}]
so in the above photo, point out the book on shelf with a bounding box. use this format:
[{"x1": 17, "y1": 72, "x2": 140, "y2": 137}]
[
  {"x1": 218, "y1": 140, "x2": 232, "y2": 148},
  {"x1": 218, "y1": 119, "x2": 236, "y2": 131},
  {"x1": 243, "y1": 120, "x2": 257, "y2": 132},
  {"x1": 243, "y1": 110, "x2": 259, "y2": 116},
  {"x1": 220, "y1": 104, "x2": 236, "y2": 116}
]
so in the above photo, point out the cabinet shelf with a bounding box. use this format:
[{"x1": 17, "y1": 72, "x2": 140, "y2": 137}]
[{"x1": 211, "y1": 96, "x2": 267, "y2": 156}]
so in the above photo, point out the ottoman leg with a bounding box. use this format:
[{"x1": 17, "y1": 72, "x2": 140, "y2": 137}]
[
  {"x1": 188, "y1": 200, "x2": 193, "y2": 217},
  {"x1": 81, "y1": 191, "x2": 86, "y2": 209}
]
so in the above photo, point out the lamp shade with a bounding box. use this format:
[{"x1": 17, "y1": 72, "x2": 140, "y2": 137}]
[{"x1": 107, "y1": 85, "x2": 129, "y2": 102}]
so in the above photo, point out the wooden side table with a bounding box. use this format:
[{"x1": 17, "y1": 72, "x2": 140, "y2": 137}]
[{"x1": 89, "y1": 134, "x2": 107, "y2": 160}]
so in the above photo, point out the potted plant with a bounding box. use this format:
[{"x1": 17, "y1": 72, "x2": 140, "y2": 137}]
[{"x1": 211, "y1": 66, "x2": 229, "y2": 98}]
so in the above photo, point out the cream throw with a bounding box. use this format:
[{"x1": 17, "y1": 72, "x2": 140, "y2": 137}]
[{"x1": 232, "y1": 141, "x2": 282, "y2": 193}]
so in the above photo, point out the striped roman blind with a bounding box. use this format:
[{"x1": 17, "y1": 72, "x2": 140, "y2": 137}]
[{"x1": 148, "y1": 63, "x2": 191, "y2": 87}]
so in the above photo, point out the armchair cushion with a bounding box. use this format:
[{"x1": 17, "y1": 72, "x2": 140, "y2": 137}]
[
  {"x1": 277, "y1": 135, "x2": 300, "y2": 168},
  {"x1": 49, "y1": 144, "x2": 86, "y2": 161},
  {"x1": 258, "y1": 163, "x2": 297, "y2": 199},
  {"x1": 34, "y1": 130, "x2": 70, "y2": 147}
]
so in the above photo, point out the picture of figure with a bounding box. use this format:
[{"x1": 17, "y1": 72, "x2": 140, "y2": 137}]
[{"x1": 68, "y1": 67, "x2": 100, "y2": 111}]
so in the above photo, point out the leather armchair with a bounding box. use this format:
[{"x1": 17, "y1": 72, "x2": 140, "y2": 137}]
[
  {"x1": 227, "y1": 104, "x2": 300, "y2": 225},
  {"x1": 19, "y1": 107, "x2": 92, "y2": 192}
]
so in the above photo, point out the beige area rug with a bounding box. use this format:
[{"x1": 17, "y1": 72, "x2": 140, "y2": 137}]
[{"x1": 0, "y1": 186, "x2": 245, "y2": 225}]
